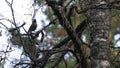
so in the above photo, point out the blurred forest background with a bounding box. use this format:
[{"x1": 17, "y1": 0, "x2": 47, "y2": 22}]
[{"x1": 0, "y1": 0, "x2": 120, "y2": 68}]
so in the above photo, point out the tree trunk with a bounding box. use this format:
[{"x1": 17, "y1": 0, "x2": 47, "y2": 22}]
[{"x1": 87, "y1": 0, "x2": 111, "y2": 68}]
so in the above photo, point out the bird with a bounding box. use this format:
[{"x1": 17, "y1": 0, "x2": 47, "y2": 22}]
[{"x1": 28, "y1": 19, "x2": 37, "y2": 33}]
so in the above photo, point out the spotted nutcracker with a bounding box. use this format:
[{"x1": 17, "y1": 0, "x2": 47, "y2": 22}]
[{"x1": 28, "y1": 19, "x2": 37, "y2": 33}]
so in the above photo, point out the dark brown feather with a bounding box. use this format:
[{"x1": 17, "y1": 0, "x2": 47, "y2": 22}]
[{"x1": 28, "y1": 19, "x2": 37, "y2": 33}]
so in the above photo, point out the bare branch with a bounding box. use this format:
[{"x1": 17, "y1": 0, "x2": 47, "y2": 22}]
[
  {"x1": 0, "y1": 18, "x2": 14, "y2": 25},
  {"x1": 5, "y1": 0, "x2": 11, "y2": 6},
  {"x1": 14, "y1": 62, "x2": 33, "y2": 68},
  {"x1": 5, "y1": 0, "x2": 17, "y2": 27},
  {"x1": 8, "y1": 22, "x2": 26, "y2": 32},
  {"x1": 0, "y1": 22, "x2": 9, "y2": 29}
]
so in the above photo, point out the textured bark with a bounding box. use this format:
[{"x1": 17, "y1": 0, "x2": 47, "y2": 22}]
[{"x1": 87, "y1": 0, "x2": 111, "y2": 68}]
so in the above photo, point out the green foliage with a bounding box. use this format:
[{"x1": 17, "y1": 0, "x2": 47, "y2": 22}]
[
  {"x1": 10, "y1": 36, "x2": 26, "y2": 46},
  {"x1": 37, "y1": 0, "x2": 45, "y2": 5},
  {"x1": 10, "y1": 35, "x2": 39, "y2": 60},
  {"x1": 110, "y1": 9, "x2": 120, "y2": 31},
  {"x1": 45, "y1": 56, "x2": 76, "y2": 68},
  {"x1": 10, "y1": 35, "x2": 38, "y2": 46},
  {"x1": 110, "y1": 48, "x2": 120, "y2": 68}
]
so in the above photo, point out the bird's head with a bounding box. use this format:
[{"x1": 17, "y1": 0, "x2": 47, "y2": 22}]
[{"x1": 32, "y1": 19, "x2": 36, "y2": 23}]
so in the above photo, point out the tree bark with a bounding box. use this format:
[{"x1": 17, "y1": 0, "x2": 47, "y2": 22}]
[{"x1": 87, "y1": 0, "x2": 111, "y2": 68}]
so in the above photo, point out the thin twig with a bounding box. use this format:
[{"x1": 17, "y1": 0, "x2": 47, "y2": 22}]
[{"x1": 0, "y1": 22, "x2": 9, "y2": 29}]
